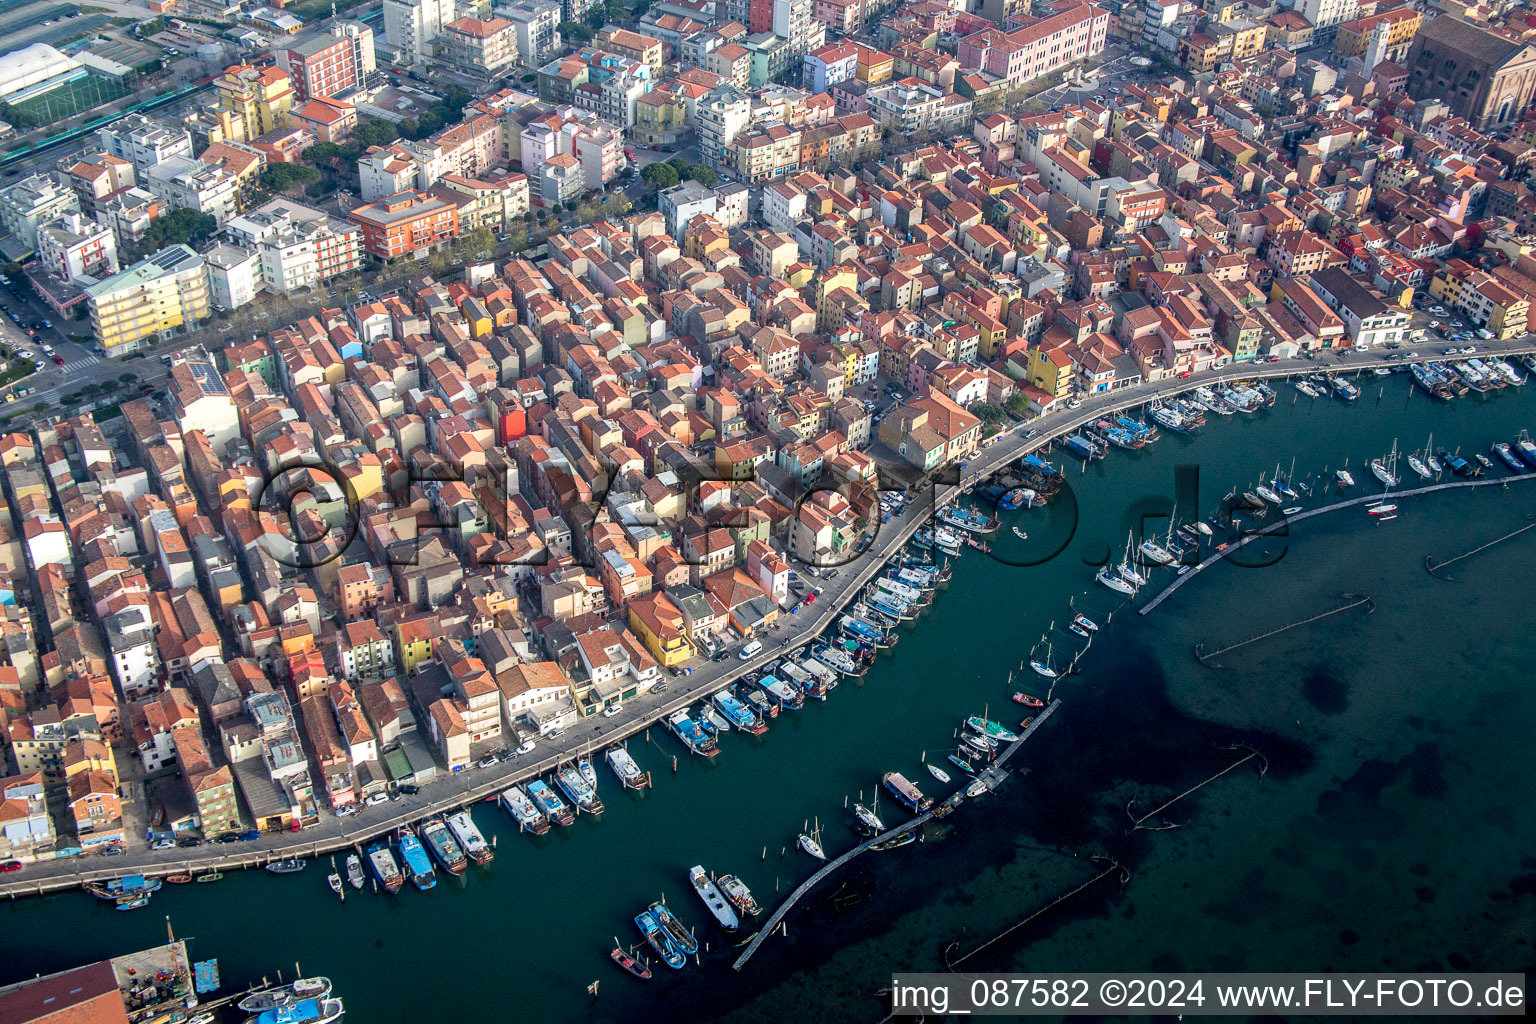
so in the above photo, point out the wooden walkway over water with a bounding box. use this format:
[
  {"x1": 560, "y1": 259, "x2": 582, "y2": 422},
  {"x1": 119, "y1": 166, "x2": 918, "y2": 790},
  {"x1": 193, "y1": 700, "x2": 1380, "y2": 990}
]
[
  {"x1": 1139, "y1": 473, "x2": 1536, "y2": 615},
  {"x1": 731, "y1": 700, "x2": 1061, "y2": 972}
]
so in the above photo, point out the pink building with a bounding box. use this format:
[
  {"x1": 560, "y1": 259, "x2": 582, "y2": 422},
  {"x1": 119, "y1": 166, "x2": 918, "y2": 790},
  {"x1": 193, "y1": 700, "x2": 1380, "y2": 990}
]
[{"x1": 956, "y1": 3, "x2": 1109, "y2": 86}]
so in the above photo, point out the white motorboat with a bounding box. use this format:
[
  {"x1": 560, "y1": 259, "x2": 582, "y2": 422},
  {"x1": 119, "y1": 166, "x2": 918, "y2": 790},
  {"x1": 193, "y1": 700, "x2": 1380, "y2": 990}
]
[{"x1": 689, "y1": 865, "x2": 740, "y2": 932}]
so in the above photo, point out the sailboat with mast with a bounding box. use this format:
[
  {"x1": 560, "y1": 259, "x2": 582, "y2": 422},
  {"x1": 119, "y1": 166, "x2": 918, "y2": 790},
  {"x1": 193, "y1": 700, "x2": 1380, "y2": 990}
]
[
  {"x1": 1117, "y1": 531, "x2": 1149, "y2": 585},
  {"x1": 1370, "y1": 440, "x2": 1400, "y2": 488},
  {"x1": 1029, "y1": 637, "x2": 1058, "y2": 678},
  {"x1": 1138, "y1": 506, "x2": 1178, "y2": 566},
  {"x1": 798, "y1": 819, "x2": 827, "y2": 860}
]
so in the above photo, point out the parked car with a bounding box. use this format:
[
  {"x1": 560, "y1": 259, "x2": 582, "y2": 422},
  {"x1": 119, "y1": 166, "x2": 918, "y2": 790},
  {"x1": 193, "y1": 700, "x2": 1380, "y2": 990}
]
[
  {"x1": 238, "y1": 829, "x2": 260, "y2": 841},
  {"x1": 602, "y1": 704, "x2": 623, "y2": 718},
  {"x1": 212, "y1": 833, "x2": 240, "y2": 844},
  {"x1": 364, "y1": 792, "x2": 390, "y2": 807},
  {"x1": 177, "y1": 837, "x2": 200, "y2": 848},
  {"x1": 101, "y1": 845, "x2": 124, "y2": 856},
  {"x1": 397, "y1": 784, "x2": 420, "y2": 796},
  {"x1": 51, "y1": 356, "x2": 62, "y2": 365},
  {"x1": 150, "y1": 838, "x2": 175, "y2": 851},
  {"x1": 0, "y1": 860, "x2": 21, "y2": 873}
]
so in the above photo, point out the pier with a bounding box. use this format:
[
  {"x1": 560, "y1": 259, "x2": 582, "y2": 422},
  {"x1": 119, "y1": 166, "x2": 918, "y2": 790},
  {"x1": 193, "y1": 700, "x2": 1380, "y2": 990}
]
[
  {"x1": 1194, "y1": 595, "x2": 1374, "y2": 667},
  {"x1": 730, "y1": 700, "x2": 1061, "y2": 973},
  {"x1": 1140, "y1": 472, "x2": 1536, "y2": 616},
  {"x1": 1426, "y1": 519, "x2": 1536, "y2": 579}
]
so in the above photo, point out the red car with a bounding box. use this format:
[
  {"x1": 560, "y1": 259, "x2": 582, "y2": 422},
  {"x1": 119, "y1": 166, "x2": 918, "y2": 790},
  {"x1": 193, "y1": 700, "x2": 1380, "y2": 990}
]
[
  {"x1": 0, "y1": 860, "x2": 20, "y2": 873},
  {"x1": 51, "y1": 355, "x2": 62, "y2": 365},
  {"x1": 1177, "y1": 371, "x2": 1193, "y2": 378},
  {"x1": 804, "y1": 593, "x2": 816, "y2": 604}
]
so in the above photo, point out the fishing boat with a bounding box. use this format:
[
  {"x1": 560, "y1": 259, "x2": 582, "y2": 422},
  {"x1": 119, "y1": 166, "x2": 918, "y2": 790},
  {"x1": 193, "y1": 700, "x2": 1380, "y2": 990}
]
[
  {"x1": 813, "y1": 644, "x2": 864, "y2": 676},
  {"x1": 939, "y1": 506, "x2": 999, "y2": 534},
  {"x1": 327, "y1": 872, "x2": 343, "y2": 896},
  {"x1": 799, "y1": 657, "x2": 840, "y2": 695},
  {"x1": 397, "y1": 832, "x2": 436, "y2": 891},
  {"x1": 195, "y1": 871, "x2": 223, "y2": 884},
  {"x1": 1097, "y1": 566, "x2": 1136, "y2": 595},
  {"x1": 419, "y1": 817, "x2": 468, "y2": 875},
  {"x1": 926, "y1": 762, "x2": 952, "y2": 784},
  {"x1": 688, "y1": 866, "x2": 740, "y2": 932},
  {"x1": 1336, "y1": 468, "x2": 1355, "y2": 487},
  {"x1": 605, "y1": 746, "x2": 650, "y2": 789},
  {"x1": 1494, "y1": 442, "x2": 1526, "y2": 471},
  {"x1": 1330, "y1": 376, "x2": 1360, "y2": 401},
  {"x1": 740, "y1": 684, "x2": 776, "y2": 720},
  {"x1": 1438, "y1": 447, "x2": 1477, "y2": 478},
  {"x1": 115, "y1": 896, "x2": 151, "y2": 911},
  {"x1": 966, "y1": 716, "x2": 1019, "y2": 742},
  {"x1": 1514, "y1": 433, "x2": 1536, "y2": 469},
  {"x1": 610, "y1": 946, "x2": 653, "y2": 981},
  {"x1": 851, "y1": 803, "x2": 885, "y2": 836},
  {"x1": 883, "y1": 771, "x2": 933, "y2": 812},
  {"x1": 713, "y1": 690, "x2": 767, "y2": 734},
  {"x1": 500, "y1": 785, "x2": 551, "y2": 834},
  {"x1": 652, "y1": 903, "x2": 699, "y2": 956},
  {"x1": 757, "y1": 675, "x2": 804, "y2": 711},
  {"x1": 238, "y1": 978, "x2": 333, "y2": 1013},
  {"x1": 265, "y1": 859, "x2": 307, "y2": 875},
  {"x1": 365, "y1": 847, "x2": 402, "y2": 890},
  {"x1": 85, "y1": 875, "x2": 162, "y2": 901},
  {"x1": 446, "y1": 810, "x2": 493, "y2": 865},
  {"x1": 1063, "y1": 434, "x2": 1104, "y2": 460},
  {"x1": 959, "y1": 731, "x2": 996, "y2": 759},
  {"x1": 1494, "y1": 359, "x2": 1527, "y2": 386},
  {"x1": 1013, "y1": 692, "x2": 1044, "y2": 707},
  {"x1": 1028, "y1": 640, "x2": 1058, "y2": 679},
  {"x1": 345, "y1": 854, "x2": 365, "y2": 890},
  {"x1": 555, "y1": 763, "x2": 605, "y2": 815},
  {"x1": 701, "y1": 704, "x2": 733, "y2": 734},
  {"x1": 797, "y1": 831, "x2": 827, "y2": 860},
  {"x1": 933, "y1": 526, "x2": 964, "y2": 556},
  {"x1": 1475, "y1": 452, "x2": 1494, "y2": 471},
  {"x1": 718, "y1": 874, "x2": 761, "y2": 917},
  {"x1": 1295, "y1": 379, "x2": 1324, "y2": 399},
  {"x1": 526, "y1": 779, "x2": 576, "y2": 826},
  {"x1": 1072, "y1": 612, "x2": 1099, "y2": 633},
  {"x1": 634, "y1": 910, "x2": 685, "y2": 970},
  {"x1": 666, "y1": 709, "x2": 721, "y2": 756},
  {"x1": 245, "y1": 997, "x2": 346, "y2": 1024}
]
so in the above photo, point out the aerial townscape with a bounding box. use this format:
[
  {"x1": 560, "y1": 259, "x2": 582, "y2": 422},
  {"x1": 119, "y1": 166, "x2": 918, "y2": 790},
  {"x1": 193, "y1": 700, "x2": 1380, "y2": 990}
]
[{"x1": 0, "y1": 0, "x2": 1532, "y2": 1017}]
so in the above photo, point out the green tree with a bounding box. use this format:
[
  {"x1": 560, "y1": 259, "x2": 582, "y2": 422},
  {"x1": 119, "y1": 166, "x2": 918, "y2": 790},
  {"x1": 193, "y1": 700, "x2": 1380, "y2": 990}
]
[
  {"x1": 1005, "y1": 393, "x2": 1029, "y2": 415},
  {"x1": 642, "y1": 162, "x2": 680, "y2": 189},
  {"x1": 506, "y1": 222, "x2": 529, "y2": 253},
  {"x1": 260, "y1": 163, "x2": 321, "y2": 192},
  {"x1": 303, "y1": 141, "x2": 347, "y2": 166},
  {"x1": 973, "y1": 402, "x2": 1006, "y2": 425},
  {"x1": 460, "y1": 227, "x2": 495, "y2": 258},
  {"x1": 353, "y1": 119, "x2": 401, "y2": 149},
  {"x1": 686, "y1": 163, "x2": 717, "y2": 186},
  {"x1": 135, "y1": 210, "x2": 217, "y2": 254},
  {"x1": 606, "y1": 0, "x2": 627, "y2": 19},
  {"x1": 601, "y1": 193, "x2": 632, "y2": 218},
  {"x1": 560, "y1": 20, "x2": 593, "y2": 42}
]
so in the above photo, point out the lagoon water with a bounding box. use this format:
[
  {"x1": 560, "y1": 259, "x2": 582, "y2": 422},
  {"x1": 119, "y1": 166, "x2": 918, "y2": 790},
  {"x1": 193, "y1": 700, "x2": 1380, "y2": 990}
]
[{"x1": 4, "y1": 380, "x2": 1535, "y2": 1022}]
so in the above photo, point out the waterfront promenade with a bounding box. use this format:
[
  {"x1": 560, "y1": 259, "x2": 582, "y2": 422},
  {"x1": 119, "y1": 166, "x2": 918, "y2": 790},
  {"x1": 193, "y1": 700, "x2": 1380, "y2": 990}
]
[{"x1": 2, "y1": 344, "x2": 1533, "y2": 899}]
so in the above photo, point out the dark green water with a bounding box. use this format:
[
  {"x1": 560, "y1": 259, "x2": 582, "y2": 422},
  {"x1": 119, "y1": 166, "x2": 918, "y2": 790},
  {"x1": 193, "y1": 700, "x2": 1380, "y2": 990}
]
[{"x1": 4, "y1": 382, "x2": 1535, "y2": 1022}]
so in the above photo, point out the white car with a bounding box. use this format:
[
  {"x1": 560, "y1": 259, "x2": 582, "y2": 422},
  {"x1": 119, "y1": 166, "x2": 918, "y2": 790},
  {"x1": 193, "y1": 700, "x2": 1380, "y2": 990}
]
[
  {"x1": 602, "y1": 704, "x2": 623, "y2": 718},
  {"x1": 364, "y1": 792, "x2": 391, "y2": 806},
  {"x1": 150, "y1": 838, "x2": 175, "y2": 851},
  {"x1": 1067, "y1": 399, "x2": 1082, "y2": 409}
]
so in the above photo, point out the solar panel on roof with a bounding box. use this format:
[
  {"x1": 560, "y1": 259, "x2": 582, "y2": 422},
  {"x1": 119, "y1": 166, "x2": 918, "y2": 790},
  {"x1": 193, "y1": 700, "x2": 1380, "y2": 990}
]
[{"x1": 189, "y1": 361, "x2": 228, "y2": 396}]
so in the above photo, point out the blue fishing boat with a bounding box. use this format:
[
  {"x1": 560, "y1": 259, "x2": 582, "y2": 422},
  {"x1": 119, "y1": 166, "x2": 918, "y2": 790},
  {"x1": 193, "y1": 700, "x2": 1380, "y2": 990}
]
[
  {"x1": 397, "y1": 832, "x2": 436, "y2": 891},
  {"x1": 635, "y1": 910, "x2": 685, "y2": 969},
  {"x1": 526, "y1": 779, "x2": 576, "y2": 824},
  {"x1": 757, "y1": 675, "x2": 803, "y2": 710},
  {"x1": 1494, "y1": 442, "x2": 1525, "y2": 471},
  {"x1": 85, "y1": 875, "x2": 161, "y2": 901},
  {"x1": 651, "y1": 902, "x2": 699, "y2": 955},
  {"x1": 713, "y1": 690, "x2": 766, "y2": 733},
  {"x1": 939, "y1": 506, "x2": 999, "y2": 534},
  {"x1": 882, "y1": 771, "x2": 933, "y2": 812},
  {"x1": 666, "y1": 709, "x2": 721, "y2": 756},
  {"x1": 250, "y1": 997, "x2": 346, "y2": 1024},
  {"x1": 1117, "y1": 415, "x2": 1157, "y2": 442},
  {"x1": 1515, "y1": 435, "x2": 1536, "y2": 469},
  {"x1": 1021, "y1": 453, "x2": 1062, "y2": 479},
  {"x1": 1062, "y1": 434, "x2": 1103, "y2": 460},
  {"x1": 554, "y1": 764, "x2": 605, "y2": 814},
  {"x1": 1437, "y1": 447, "x2": 1478, "y2": 478}
]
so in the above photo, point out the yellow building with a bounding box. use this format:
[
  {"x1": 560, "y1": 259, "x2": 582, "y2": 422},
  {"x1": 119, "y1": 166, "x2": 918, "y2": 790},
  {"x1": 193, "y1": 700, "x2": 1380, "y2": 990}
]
[
  {"x1": 626, "y1": 596, "x2": 694, "y2": 668},
  {"x1": 1228, "y1": 19, "x2": 1267, "y2": 60},
  {"x1": 1025, "y1": 344, "x2": 1073, "y2": 398},
  {"x1": 854, "y1": 44, "x2": 893, "y2": 84},
  {"x1": 1335, "y1": 8, "x2": 1420, "y2": 61},
  {"x1": 634, "y1": 90, "x2": 686, "y2": 146},
  {"x1": 1429, "y1": 262, "x2": 1529, "y2": 340},
  {"x1": 85, "y1": 245, "x2": 211, "y2": 356},
  {"x1": 733, "y1": 123, "x2": 801, "y2": 184},
  {"x1": 814, "y1": 265, "x2": 858, "y2": 324},
  {"x1": 395, "y1": 619, "x2": 436, "y2": 676},
  {"x1": 214, "y1": 64, "x2": 294, "y2": 141}
]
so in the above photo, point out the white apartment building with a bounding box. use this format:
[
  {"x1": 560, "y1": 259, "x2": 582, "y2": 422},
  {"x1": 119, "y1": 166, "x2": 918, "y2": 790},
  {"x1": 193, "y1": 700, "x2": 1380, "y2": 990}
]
[
  {"x1": 95, "y1": 113, "x2": 193, "y2": 178},
  {"x1": 520, "y1": 108, "x2": 622, "y2": 196},
  {"x1": 1302, "y1": 0, "x2": 1358, "y2": 38},
  {"x1": 866, "y1": 78, "x2": 973, "y2": 134},
  {"x1": 697, "y1": 84, "x2": 752, "y2": 173},
  {"x1": 226, "y1": 198, "x2": 364, "y2": 295},
  {"x1": 384, "y1": 0, "x2": 454, "y2": 64},
  {"x1": 168, "y1": 348, "x2": 241, "y2": 454},
  {"x1": 94, "y1": 187, "x2": 161, "y2": 250},
  {"x1": 205, "y1": 243, "x2": 262, "y2": 311},
  {"x1": 0, "y1": 175, "x2": 79, "y2": 249},
  {"x1": 35, "y1": 211, "x2": 118, "y2": 284},
  {"x1": 146, "y1": 157, "x2": 242, "y2": 227},
  {"x1": 358, "y1": 144, "x2": 419, "y2": 201},
  {"x1": 495, "y1": 0, "x2": 562, "y2": 66}
]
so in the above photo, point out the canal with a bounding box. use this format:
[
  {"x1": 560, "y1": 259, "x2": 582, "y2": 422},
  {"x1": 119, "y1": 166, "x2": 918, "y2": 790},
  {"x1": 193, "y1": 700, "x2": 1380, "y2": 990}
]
[{"x1": 3, "y1": 380, "x2": 1534, "y2": 1024}]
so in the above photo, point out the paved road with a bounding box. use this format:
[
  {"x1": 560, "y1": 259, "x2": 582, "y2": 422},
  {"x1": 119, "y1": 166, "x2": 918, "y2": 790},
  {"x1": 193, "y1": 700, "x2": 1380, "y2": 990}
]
[{"x1": 6, "y1": 341, "x2": 1535, "y2": 895}]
